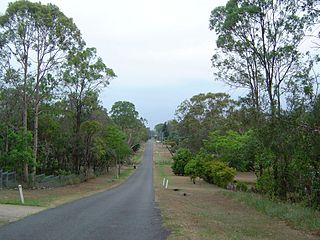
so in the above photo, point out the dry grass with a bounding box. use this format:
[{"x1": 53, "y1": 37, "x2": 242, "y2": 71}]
[
  {"x1": 0, "y1": 166, "x2": 135, "y2": 208},
  {"x1": 0, "y1": 146, "x2": 145, "y2": 208},
  {"x1": 153, "y1": 143, "x2": 318, "y2": 240},
  {"x1": 235, "y1": 172, "x2": 257, "y2": 183}
]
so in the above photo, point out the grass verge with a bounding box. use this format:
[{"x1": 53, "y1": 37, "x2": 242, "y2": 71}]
[
  {"x1": 223, "y1": 191, "x2": 320, "y2": 235},
  {"x1": 0, "y1": 165, "x2": 138, "y2": 208},
  {"x1": 0, "y1": 143, "x2": 146, "y2": 208},
  {"x1": 0, "y1": 199, "x2": 41, "y2": 206},
  {"x1": 153, "y1": 142, "x2": 319, "y2": 240}
]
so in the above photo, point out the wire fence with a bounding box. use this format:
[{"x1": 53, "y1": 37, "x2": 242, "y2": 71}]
[{"x1": 0, "y1": 169, "x2": 87, "y2": 189}]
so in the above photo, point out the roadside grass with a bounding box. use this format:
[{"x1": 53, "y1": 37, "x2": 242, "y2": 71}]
[
  {"x1": 153, "y1": 142, "x2": 319, "y2": 240},
  {"x1": 0, "y1": 159, "x2": 140, "y2": 208},
  {"x1": 0, "y1": 143, "x2": 146, "y2": 208},
  {"x1": 223, "y1": 191, "x2": 320, "y2": 235},
  {"x1": 0, "y1": 199, "x2": 41, "y2": 206}
]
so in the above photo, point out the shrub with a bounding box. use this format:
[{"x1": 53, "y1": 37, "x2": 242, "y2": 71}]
[
  {"x1": 184, "y1": 159, "x2": 197, "y2": 183},
  {"x1": 171, "y1": 148, "x2": 193, "y2": 175},
  {"x1": 204, "y1": 161, "x2": 236, "y2": 188},
  {"x1": 256, "y1": 172, "x2": 275, "y2": 197},
  {"x1": 236, "y1": 182, "x2": 248, "y2": 192},
  {"x1": 184, "y1": 150, "x2": 212, "y2": 181},
  {"x1": 204, "y1": 130, "x2": 256, "y2": 171}
]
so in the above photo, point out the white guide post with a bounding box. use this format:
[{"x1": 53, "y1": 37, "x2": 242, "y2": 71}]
[
  {"x1": 162, "y1": 178, "x2": 166, "y2": 187},
  {"x1": 18, "y1": 185, "x2": 25, "y2": 204},
  {"x1": 165, "y1": 179, "x2": 169, "y2": 189}
]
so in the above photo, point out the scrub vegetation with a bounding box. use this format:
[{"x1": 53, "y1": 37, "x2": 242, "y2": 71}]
[
  {"x1": 153, "y1": 143, "x2": 320, "y2": 239},
  {"x1": 0, "y1": 0, "x2": 149, "y2": 186},
  {"x1": 154, "y1": 0, "x2": 320, "y2": 211}
]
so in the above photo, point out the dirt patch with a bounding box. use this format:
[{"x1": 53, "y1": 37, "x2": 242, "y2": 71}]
[
  {"x1": 235, "y1": 172, "x2": 257, "y2": 183},
  {"x1": 0, "y1": 204, "x2": 45, "y2": 226},
  {"x1": 153, "y1": 143, "x2": 318, "y2": 240}
]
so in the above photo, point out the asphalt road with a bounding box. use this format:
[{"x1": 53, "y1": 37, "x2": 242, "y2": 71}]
[{"x1": 0, "y1": 140, "x2": 169, "y2": 240}]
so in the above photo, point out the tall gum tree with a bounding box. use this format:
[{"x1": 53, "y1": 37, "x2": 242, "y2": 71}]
[
  {"x1": 210, "y1": 0, "x2": 319, "y2": 117},
  {"x1": 0, "y1": 0, "x2": 82, "y2": 182},
  {"x1": 175, "y1": 92, "x2": 236, "y2": 152},
  {"x1": 110, "y1": 101, "x2": 148, "y2": 149},
  {"x1": 62, "y1": 47, "x2": 116, "y2": 173},
  {"x1": 210, "y1": 0, "x2": 320, "y2": 199}
]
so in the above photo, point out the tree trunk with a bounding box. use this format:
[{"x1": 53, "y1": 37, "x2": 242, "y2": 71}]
[
  {"x1": 118, "y1": 163, "x2": 121, "y2": 178},
  {"x1": 23, "y1": 54, "x2": 29, "y2": 182},
  {"x1": 72, "y1": 103, "x2": 82, "y2": 173},
  {"x1": 32, "y1": 81, "x2": 40, "y2": 184}
]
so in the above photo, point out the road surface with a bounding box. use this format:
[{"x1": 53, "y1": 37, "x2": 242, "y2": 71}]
[{"x1": 0, "y1": 140, "x2": 169, "y2": 240}]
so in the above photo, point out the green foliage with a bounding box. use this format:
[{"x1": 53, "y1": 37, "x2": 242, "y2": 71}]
[
  {"x1": 184, "y1": 156, "x2": 207, "y2": 183},
  {"x1": 236, "y1": 182, "x2": 248, "y2": 192},
  {"x1": 183, "y1": 150, "x2": 235, "y2": 187},
  {"x1": 206, "y1": 0, "x2": 320, "y2": 209},
  {"x1": 104, "y1": 124, "x2": 131, "y2": 161},
  {"x1": 204, "y1": 130, "x2": 254, "y2": 171},
  {"x1": 110, "y1": 101, "x2": 148, "y2": 147},
  {"x1": 184, "y1": 159, "x2": 197, "y2": 181},
  {"x1": 256, "y1": 172, "x2": 275, "y2": 197},
  {"x1": 171, "y1": 148, "x2": 193, "y2": 176},
  {"x1": 0, "y1": 0, "x2": 149, "y2": 184},
  {"x1": 204, "y1": 161, "x2": 236, "y2": 188},
  {"x1": 1, "y1": 129, "x2": 34, "y2": 173},
  {"x1": 175, "y1": 92, "x2": 236, "y2": 152}
]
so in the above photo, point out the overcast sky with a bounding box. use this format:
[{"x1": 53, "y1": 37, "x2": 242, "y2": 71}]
[{"x1": 0, "y1": 0, "x2": 237, "y2": 128}]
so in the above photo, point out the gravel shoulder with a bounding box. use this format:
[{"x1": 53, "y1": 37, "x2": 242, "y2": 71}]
[{"x1": 0, "y1": 204, "x2": 45, "y2": 226}]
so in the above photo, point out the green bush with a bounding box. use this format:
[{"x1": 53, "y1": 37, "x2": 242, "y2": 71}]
[
  {"x1": 204, "y1": 161, "x2": 236, "y2": 187},
  {"x1": 171, "y1": 148, "x2": 193, "y2": 175},
  {"x1": 184, "y1": 159, "x2": 198, "y2": 182},
  {"x1": 256, "y1": 172, "x2": 275, "y2": 196},
  {"x1": 236, "y1": 182, "x2": 248, "y2": 192},
  {"x1": 184, "y1": 150, "x2": 212, "y2": 181},
  {"x1": 204, "y1": 130, "x2": 255, "y2": 171}
]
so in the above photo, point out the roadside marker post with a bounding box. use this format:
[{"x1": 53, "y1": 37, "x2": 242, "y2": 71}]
[
  {"x1": 162, "y1": 178, "x2": 165, "y2": 187},
  {"x1": 165, "y1": 179, "x2": 169, "y2": 189},
  {"x1": 18, "y1": 185, "x2": 25, "y2": 204}
]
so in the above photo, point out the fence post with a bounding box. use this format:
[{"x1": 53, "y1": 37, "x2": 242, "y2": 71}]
[
  {"x1": 18, "y1": 185, "x2": 25, "y2": 204},
  {"x1": 0, "y1": 169, "x2": 2, "y2": 189}
]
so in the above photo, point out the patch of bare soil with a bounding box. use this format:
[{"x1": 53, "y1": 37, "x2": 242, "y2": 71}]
[
  {"x1": 235, "y1": 172, "x2": 257, "y2": 183},
  {"x1": 0, "y1": 204, "x2": 45, "y2": 226}
]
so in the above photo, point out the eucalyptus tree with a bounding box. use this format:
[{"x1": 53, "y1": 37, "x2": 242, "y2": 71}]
[
  {"x1": 61, "y1": 47, "x2": 116, "y2": 172},
  {"x1": 209, "y1": 0, "x2": 319, "y2": 117},
  {"x1": 80, "y1": 120, "x2": 101, "y2": 176},
  {"x1": 0, "y1": 0, "x2": 82, "y2": 181},
  {"x1": 175, "y1": 92, "x2": 235, "y2": 152},
  {"x1": 104, "y1": 123, "x2": 131, "y2": 178},
  {"x1": 210, "y1": 0, "x2": 320, "y2": 200},
  {"x1": 110, "y1": 101, "x2": 148, "y2": 148}
]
